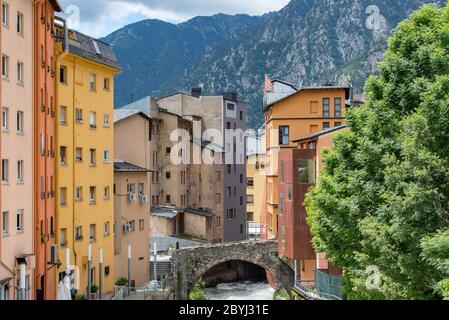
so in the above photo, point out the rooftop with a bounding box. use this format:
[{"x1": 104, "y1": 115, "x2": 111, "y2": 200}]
[
  {"x1": 151, "y1": 206, "x2": 179, "y2": 219},
  {"x1": 114, "y1": 161, "x2": 150, "y2": 172},
  {"x1": 292, "y1": 125, "x2": 348, "y2": 143},
  {"x1": 114, "y1": 109, "x2": 150, "y2": 123},
  {"x1": 184, "y1": 208, "x2": 214, "y2": 218}
]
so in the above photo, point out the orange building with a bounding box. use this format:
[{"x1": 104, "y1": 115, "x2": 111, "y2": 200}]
[
  {"x1": 262, "y1": 79, "x2": 350, "y2": 240},
  {"x1": 33, "y1": 0, "x2": 62, "y2": 300}
]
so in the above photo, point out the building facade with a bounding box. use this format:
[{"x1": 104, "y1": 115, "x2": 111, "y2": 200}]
[
  {"x1": 263, "y1": 80, "x2": 350, "y2": 240},
  {"x1": 33, "y1": 0, "x2": 62, "y2": 301},
  {"x1": 113, "y1": 110, "x2": 151, "y2": 287},
  {"x1": 54, "y1": 26, "x2": 120, "y2": 297},
  {"x1": 278, "y1": 127, "x2": 347, "y2": 291},
  {"x1": 1, "y1": 0, "x2": 36, "y2": 300}
]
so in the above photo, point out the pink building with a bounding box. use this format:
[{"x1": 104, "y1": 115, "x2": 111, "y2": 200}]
[{"x1": 1, "y1": 0, "x2": 34, "y2": 300}]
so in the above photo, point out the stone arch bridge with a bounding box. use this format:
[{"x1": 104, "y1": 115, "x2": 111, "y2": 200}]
[{"x1": 167, "y1": 240, "x2": 294, "y2": 300}]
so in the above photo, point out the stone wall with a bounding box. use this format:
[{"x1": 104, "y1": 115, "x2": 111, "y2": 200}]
[{"x1": 168, "y1": 240, "x2": 294, "y2": 300}]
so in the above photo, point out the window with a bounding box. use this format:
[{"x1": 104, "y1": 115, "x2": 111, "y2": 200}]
[
  {"x1": 60, "y1": 229, "x2": 67, "y2": 247},
  {"x1": 216, "y1": 171, "x2": 221, "y2": 182},
  {"x1": 60, "y1": 187, "x2": 67, "y2": 206},
  {"x1": 165, "y1": 171, "x2": 171, "y2": 180},
  {"x1": 247, "y1": 195, "x2": 254, "y2": 204},
  {"x1": 2, "y1": 159, "x2": 8, "y2": 183},
  {"x1": 92, "y1": 41, "x2": 102, "y2": 55},
  {"x1": 16, "y1": 111, "x2": 23, "y2": 133},
  {"x1": 281, "y1": 226, "x2": 286, "y2": 250},
  {"x1": 279, "y1": 191, "x2": 284, "y2": 215},
  {"x1": 89, "y1": 149, "x2": 96, "y2": 166},
  {"x1": 60, "y1": 66, "x2": 67, "y2": 84},
  {"x1": 103, "y1": 114, "x2": 109, "y2": 127},
  {"x1": 215, "y1": 193, "x2": 221, "y2": 204},
  {"x1": 17, "y1": 11, "x2": 23, "y2": 34},
  {"x1": 1, "y1": 211, "x2": 8, "y2": 235},
  {"x1": 89, "y1": 112, "x2": 96, "y2": 129},
  {"x1": 75, "y1": 186, "x2": 82, "y2": 201},
  {"x1": 247, "y1": 212, "x2": 254, "y2": 222},
  {"x1": 2, "y1": 107, "x2": 8, "y2": 130},
  {"x1": 323, "y1": 122, "x2": 330, "y2": 130},
  {"x1": 60, "y1": 106, "x2": 67, "y2": 124},
  {"x1": 323, "y1": 98, "x2": 330, "y2": 118},
  {"x1": 75, "y1": 226, "x2": 82, "y2": 240},
  {"x1": 165, "y1": 147, "x2": 171, "y2": 156},
  {"x1": 103, "y1": 186, "x2": 110, "y2": 200},
  {"x1": 226, "y1": 122, "x2": 231, "y2": 129},
  {"x1": 89, "y1": 73, "x2": 96, "y2": 91},
  {"x1": 240, "y1": 111, "x2": 243, "y2": 121},
  {"x1": 287, "y1": 184, "x2": 292, "y2": 200},
  {"x1": 75, "y1": 148, "x2": 82, "y2": 162},
  {"x1": 89, "y1": 187, "x2": 96, "y2": 204},
  {"x1": 60, "y1": 146, "x2": 67, "y2": 164},
  {"x1": 103, "y1": 150, "x2": 110, "y2": 163},
  {"x1": 279, "y1": 126, "x2": 289, "y2": 145},
  {"x1": 17, "y1": 62, "x2": 23, "y2": 84},
  {"x1": 103, "y1": 222, "x2": 110, "y2": 236},
  {"x1": 89, "y1": 224, "x2": 96, "y2": 241},
  {"x1": 103, "y1": 78, "x2": 110, "y2": 91},
  {"x1": 2, "y1": 54, "x2": 8, "y2": 79},
  {"x1": 165, "y1": 195, "x2": 171, "y2": 203},
  {"x1": 335, "y1": 122, "x2": 342, "y2": 127},
  {"x1": 17, "y1": 160, "x2": 23, "y2": 183},
  {"x1": 139, "y1": 219, "x2": 144, "y2": 231},
  {"x1": 16, "y1": 210, "x2": 23, "y2": 232},
  {"x1": 298, "y1": 159, "x2": 316, "y2": 184},
  {"x1": 227, "y1": 187, "x2": 231, "y2": 198},
  {"x1": 247, "y1": 177, "x2": 254, "y2": 187},
  {"x1": 75, "y1": 108, "x2": 83, "y2": 122},
  {"x1": 2, "y1": 2, "x2": 8, "y2": 26},
  {"x1": 226, "y1": 103, "x2": 235, "y2": 111},
  {"x1": 280, "y1": 160, "x2": 285, "y2": 182},
  {"x1": 334, "y1": 98, "x2": 342, "y2": 117}
]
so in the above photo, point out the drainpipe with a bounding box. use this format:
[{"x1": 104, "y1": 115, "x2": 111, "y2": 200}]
[{"x1": 54, "y1": 16, "x2": 74, "y2": 291}]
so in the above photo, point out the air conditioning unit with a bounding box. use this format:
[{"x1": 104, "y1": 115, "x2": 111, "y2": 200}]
[
  {"x1": 123, "y1": 222, "x2": 131, "y2": 233},
  {"x1": 128, "y1": 193, "x2": 137, "y2": 201},
  {"x1": 49, "y1": 245, "x2": 58, "y2": 265},
  {"x1": 140, "y1": 195, "x2": 148, "y2": 203}
]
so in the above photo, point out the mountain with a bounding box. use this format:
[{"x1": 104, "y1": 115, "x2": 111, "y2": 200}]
[
  {"x1": 105, "y1": 0, "x2": 446, "y2": 129},
  {"x1": 104, "y1": 14, "x2": 269, "y2": 108}
]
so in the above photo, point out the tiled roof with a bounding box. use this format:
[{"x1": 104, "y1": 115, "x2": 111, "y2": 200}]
[{"x1": 68, "y1": 30, "x2": 121, "y2": 71}]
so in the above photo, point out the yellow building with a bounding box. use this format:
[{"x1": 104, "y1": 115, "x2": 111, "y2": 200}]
[
  {"x1": 54, "y1": 26, "x2": 120, "y2": 297},
  {"x1": 263, "y1": 79, "x2": 350, "y2": 239},
  {"x1": 246, "y1": 131, "x2": 266, "y2": 239}
]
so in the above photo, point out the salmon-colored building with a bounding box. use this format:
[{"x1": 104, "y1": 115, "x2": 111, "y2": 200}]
[
  {"x1": 33, "y1": 0, "x2": 62, "y2": 300},
  {"x1": 1, "y1": 0, "x2": 35, "y2": 300}
]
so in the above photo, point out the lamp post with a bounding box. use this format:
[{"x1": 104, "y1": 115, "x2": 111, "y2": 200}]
[
  {"x1": 88, "y1": 243, "x2": 92, "y2": 300},
  {"x1": 127, "y1": 245, "x2": 131, "y2": 295},
  {"x1": 19, "y1": 263, "x2": 26, "y2": 300},
  {"x1": 99, "y1": 249, "x2": 103, "y2": 300}
]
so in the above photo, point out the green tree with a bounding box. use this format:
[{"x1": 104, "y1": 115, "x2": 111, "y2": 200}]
[
  {"x1": 305, "y1": 2, "x2": 449, "y2": 300},
  {"x1": 189, "y1": 280, "x2": 207, "y2": 300}
]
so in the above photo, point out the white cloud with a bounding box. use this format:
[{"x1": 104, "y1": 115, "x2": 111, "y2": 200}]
[{"x1": 57, "y1": 0, "x2": 290, "y2": 38}]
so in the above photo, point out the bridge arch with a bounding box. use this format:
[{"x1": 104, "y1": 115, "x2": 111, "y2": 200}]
[{"x1": 168, "y1": 240, "x2": 294, "y2": 300}]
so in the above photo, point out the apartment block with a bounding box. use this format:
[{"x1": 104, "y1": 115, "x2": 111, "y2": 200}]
[
  {"x1": 263, "y1": 78, "x2": 350, "y2": 240},
  {"x1": 114, "y1": 110, "x2": 151, "y2": 287},
  {"x1": 54, "y1": 25, "x2": 120, "y2": 297},
  {"x1": 1, "y1": 0, "x2": 36, "y2": 300}
]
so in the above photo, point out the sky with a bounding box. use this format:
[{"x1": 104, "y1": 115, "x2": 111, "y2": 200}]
[{"x1": 57, "y1": 0, "x2": 290, "y2": 38}]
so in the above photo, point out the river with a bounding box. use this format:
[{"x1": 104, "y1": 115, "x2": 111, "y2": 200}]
[{"x1": 204, "y1": 281, "x2": 275, "y2": 300}]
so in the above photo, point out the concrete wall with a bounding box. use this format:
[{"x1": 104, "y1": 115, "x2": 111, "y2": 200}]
[{"x1": 183, "y1": 212, "x2": 207, "y2": 240}]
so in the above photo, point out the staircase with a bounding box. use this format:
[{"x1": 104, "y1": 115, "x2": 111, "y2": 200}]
[{"x1": 149, "y1": 260, "x2": 172, "y2": 281}]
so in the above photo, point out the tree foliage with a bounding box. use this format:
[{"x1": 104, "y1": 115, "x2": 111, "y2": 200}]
[{"x1": 305, "y1": 2, "x2": 449, "y2": 300}]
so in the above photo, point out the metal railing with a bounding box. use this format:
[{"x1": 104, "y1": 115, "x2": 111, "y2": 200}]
[
  {"x1": 293, "y1": 280, "x2": 343, "y2": 301},
  {"x1": 111, "y1": 279, "x2": 170, "y2": 300}
]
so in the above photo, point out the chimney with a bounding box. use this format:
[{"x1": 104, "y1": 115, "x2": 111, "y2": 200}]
[{"x1": 191, "y1": 87, "x2": 202, "y2": 98}]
